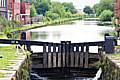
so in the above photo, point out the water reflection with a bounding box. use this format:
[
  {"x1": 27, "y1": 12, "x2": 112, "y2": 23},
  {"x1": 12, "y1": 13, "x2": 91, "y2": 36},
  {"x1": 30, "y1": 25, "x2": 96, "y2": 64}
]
[
  {"x1": 30, "y1": 32, "x2": 49, "y2": 40},
  {"x1": 30, "y1": 31, "x2": 61, "y2": 42},
  {"x1": 29, "y1": 20, "x2": 114, "y2": 43}
]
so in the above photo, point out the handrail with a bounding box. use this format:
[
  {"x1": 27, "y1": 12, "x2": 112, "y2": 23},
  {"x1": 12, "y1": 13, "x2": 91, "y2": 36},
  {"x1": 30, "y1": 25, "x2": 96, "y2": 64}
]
[
  {"x1": 0, "y1": 39, "x2": 105, "y2": 46},
  {"x1": 16, "y1": 44, "x2": 26, "y2": 55}
]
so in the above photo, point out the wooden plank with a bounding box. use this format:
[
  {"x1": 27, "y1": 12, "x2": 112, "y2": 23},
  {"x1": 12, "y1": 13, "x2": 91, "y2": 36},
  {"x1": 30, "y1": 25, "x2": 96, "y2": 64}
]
[
  {"x1": 53, "y1": 53, "x2": 56, "y2": 67},
  {"x1": 70, "y1": 52, "x2": 74, "y2": 67},
  {"x1": 53, "y1": 44, "x2": 57, "y2": 67},
  {"x1": 70, "y1": 45, "x2": 74, "y2": 67},
  {"x1": 84, "y1": 46, "x2": 89, "y2": 68},
  {"x1": 58, "y1": 53, "x2": 61, "y2": 67},
  {"x1": 48, "y1": 44, "x2": 52, "y2": 68},
  {"x1": 66, "y1": 41, "x2": 71, "y2": 67},
  {"x1": 31, "y1": 64, "x2": 43, "y2": 68},
  {"x1": 80, "y1": 46, "x2": 84, "y2": 68},
  {"x1": 75, "y1": 52, "x2": 79, "y2": 67},
  {"x1": 66, "y1": 52, "x2": 69, "y2": 67},
  {"x1": 43, "y1": 44, "x2": 47, "y2": 68},
  {"x1": 84, "y1": 52, "x2": 89, "y2": 68},
  {"x1": 48, "y1": 53, "x2": 52, "y2": 68},
  {"x1": 89, "y1": 53, "x2": 99, "y2": 58},
  {"x1": 80, "y1": 52, "x2": 84, "y2": 67},
  {"x1": 62, "y1": 53, "x2": 65, "y2": 67},
  {"x1": 61, "y1": 41, "x2": 66, "y2": 67},
  {"x1": 58, "y1": 44, "x2": 61, "y2": 67}
]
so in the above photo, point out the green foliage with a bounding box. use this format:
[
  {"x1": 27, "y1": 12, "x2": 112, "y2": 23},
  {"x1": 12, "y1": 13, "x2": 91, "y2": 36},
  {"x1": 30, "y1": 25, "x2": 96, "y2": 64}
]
[
  {"x1": 0, "y1": 17, "x2": 21, "y2": 34},
  {"x1": 30, "y1": 4, "x2": 37, "y2": 17},
  {"x1": 83, "y1": 6, "x2": 93, "y2": 15},
  {"x1": 93, "y1": 0, "x2": 114, "y2": 16},
  {"x1": 62, "y1": 2, "x2": 76, "y2": 14},
  {"x1": 0, "y1": 46, "x2": 16, "y2": 69},
  {"x1": 65, "y1": 12, "x2": 72, "y2": 18},
  {"x1": 45, "y1": 11, "x2": 60, "y2": 20},
  {"x1": 33, "y1": 0, "x2": 81, "y2": 21},
  {"x1": 99, "y1": 10, "x2": 113, "y2": 21},
  {"x1": 35, "y1": 0, "x2": 50, "y2": 15},
  {"x1": 43, "y1": 17, "x2": 52, "y2": 22},
  {"x1": 49, "y1": 2, "x2": 66, "y2": 18}
]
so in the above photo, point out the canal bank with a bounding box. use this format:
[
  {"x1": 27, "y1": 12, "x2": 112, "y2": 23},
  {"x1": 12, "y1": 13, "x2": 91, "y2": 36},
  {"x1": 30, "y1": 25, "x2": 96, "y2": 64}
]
[
  {"x1": 0, "y1": 44, "x2": 31, "y2": 80},
  {"x1": 10, "y1": 17, "x2": 82, "y2": 34},
  {"x1": 100, "y1": 53, "x2": 120, "y2": 80}
]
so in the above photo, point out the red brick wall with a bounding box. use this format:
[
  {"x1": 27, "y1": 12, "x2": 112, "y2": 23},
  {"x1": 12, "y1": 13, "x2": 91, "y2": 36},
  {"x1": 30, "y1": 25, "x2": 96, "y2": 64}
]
[
  {"x1": 21, "y1": 2, "x2": 30, "y2": 14},
  {"x1": 14, "y1": 2, "x2": 20, "y2": 20},
  {"x1": 20, "y1": 2, "x2": 30, "y2": 24},
  {"x1": 115, "y1": 0, "x2": 120, "y2": 24},
  {"x1": 7, "y1": 0, "x2": 21, "y2": 20}
]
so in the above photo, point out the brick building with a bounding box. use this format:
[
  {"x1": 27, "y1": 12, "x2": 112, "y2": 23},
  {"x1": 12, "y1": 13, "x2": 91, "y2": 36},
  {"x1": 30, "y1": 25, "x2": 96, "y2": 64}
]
[
  {"x1": 20, "y1": 2, "x2": 30, "y2": 24},
  {"x1": 0, "y1": 0, "x2": 8, "y2": 19},
  {"x1": 0, "y1": 0, "x2": 21, "y2": 20},
  {"x1": 13, "y1": 0, "x2": 21, "y2": 21},
  {"x1": 0, "y1": 0, "x2": 30, "y2": 24},
  {"x1": 115, "y1": 0, "x2": 120, "y2": 24}
]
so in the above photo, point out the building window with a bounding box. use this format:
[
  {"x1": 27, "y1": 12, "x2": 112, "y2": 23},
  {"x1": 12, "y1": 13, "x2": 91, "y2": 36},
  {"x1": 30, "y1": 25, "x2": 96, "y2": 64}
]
[{"x1": 10, "y1": 3, "x2": 12, "y2": 8}]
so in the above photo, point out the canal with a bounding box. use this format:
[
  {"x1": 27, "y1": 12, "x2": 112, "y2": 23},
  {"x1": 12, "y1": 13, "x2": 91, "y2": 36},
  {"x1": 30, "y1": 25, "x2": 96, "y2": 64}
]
[{"x1": 28, "y1": 20, "x2": 114, "y2": 80}]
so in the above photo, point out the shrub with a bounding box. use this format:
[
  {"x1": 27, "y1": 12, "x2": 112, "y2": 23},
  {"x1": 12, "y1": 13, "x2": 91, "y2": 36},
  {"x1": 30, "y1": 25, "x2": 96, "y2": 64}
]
[
  {"x1": 99, "y1": 10, "x2": 113, "y2": 21},
  {"x1": 45, "y1": 11, "x2": 60, "y2": 20}
]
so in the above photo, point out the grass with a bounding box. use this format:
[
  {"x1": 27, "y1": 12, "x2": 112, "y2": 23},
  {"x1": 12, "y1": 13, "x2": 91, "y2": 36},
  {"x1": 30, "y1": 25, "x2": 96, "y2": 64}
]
[
  {"x1": 0, "y1": 34, "x2": 7, "y2": 39},
  {"x1": 0, "y1": 46, "x2": 17, "y2": 69},
  {"x1": 0, "y1": 45, "x2": 17, "y2": 78},
  {"x1": 0, "y1": 73, "x2": 5, "y2": 78},
  {"x1": 107, "y1": 54, "x2": 120, "y2": 58},
  {"x1": 0, "y1": 33, "x2": 17, "y2": 78}
]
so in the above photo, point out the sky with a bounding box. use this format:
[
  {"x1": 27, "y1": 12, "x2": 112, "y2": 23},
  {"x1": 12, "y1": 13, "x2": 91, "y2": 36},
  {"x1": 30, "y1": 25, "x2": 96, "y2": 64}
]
[{"x1": 51, "y1": 0, "x2": 100, "y2": 9}]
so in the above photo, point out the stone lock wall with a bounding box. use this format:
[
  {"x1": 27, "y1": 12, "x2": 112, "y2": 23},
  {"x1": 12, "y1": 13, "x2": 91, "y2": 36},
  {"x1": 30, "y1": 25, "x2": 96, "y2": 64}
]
[{"x1": 100, "y1": 54, "x2": 120, "y2": 80}]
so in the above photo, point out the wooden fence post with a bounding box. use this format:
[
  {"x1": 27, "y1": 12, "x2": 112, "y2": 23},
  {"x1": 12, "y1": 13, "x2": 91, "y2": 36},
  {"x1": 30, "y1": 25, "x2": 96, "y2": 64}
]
[
  {"x1": 80, "y1": 45, "x2": 84, "y2": 67},
  {"x1": 43, "y1": 43, "x2": 47, "y2": 68},
  {"x1": 58, "y1": 44, "x2": 62, "y2": 67},
  {"x1": 84, "y1": 45, "x2": 89, "y2": 68},
  {"x1": 48, "y1": 43, "x2": 52, "y2": 68}
]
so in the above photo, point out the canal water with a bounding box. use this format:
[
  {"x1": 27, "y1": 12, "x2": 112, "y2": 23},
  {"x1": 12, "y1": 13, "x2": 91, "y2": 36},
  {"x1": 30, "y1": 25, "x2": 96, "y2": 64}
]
[{"x1": 28, "y1": 20, "x2": 114, "y2": 80}]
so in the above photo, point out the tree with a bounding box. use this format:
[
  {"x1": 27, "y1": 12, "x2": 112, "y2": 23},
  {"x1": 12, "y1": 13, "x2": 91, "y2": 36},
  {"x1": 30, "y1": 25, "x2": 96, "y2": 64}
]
[
  {"x1": 99, "y1": 10, "x2": 113, "y2": 21},
  {"x1": 45, "y1": 11, "x2": 60, "y2": 20},
  {"x1": 93, "y1": 4, "x2": 101, "y2": 16},
  {"x1": 49, "y1": 2, "x2": 66, "y2": 18},
  {"x1": 65, "y1": 12, "x2": 72, "y2": 18},
  {"x1": 30, "y1": 4, "x2": 37, "y2": 17},
  {"x1": 62, "y1": 2, "x2": 76, "y2": 14},
  {"x1": 83, "y1": 6, "x2": 93, "y2": 15},
  {"x1": 93, "y1": 0, "x2": 114, "y2": 16},
  {"x1": 35, "y1": 0, "x2": 50, "y2": 15}
]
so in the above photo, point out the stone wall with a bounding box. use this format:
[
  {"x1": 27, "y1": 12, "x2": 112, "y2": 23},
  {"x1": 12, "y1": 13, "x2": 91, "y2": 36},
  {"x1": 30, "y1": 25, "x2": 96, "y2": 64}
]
[
  {"x1": 13, "y1": 55, "x2": 31, "y2": 80},
  {"x1": 100, "y1": 54, "x2": 120, "y2": 80}
]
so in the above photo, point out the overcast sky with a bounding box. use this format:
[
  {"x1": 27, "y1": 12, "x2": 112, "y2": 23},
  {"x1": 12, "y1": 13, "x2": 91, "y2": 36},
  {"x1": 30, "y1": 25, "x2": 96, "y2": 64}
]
[{"x1": 51, "y1": 0, "x2": 100, "y2": 9}]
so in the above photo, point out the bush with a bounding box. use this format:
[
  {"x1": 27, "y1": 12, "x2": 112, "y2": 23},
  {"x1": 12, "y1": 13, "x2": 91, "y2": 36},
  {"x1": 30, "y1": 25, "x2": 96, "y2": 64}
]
[
  {"x1": 65, "y1": 12, "x2": 72, "y2": 18},
  {"x1": 45, "y1": 11, "x2": 60, "y2": 20},
  {"x1": 43, "y1": 17, "x2": 52, "y2": 22},
  {"x1": 99, "y1": 10, "x2": 113, "y2": 21}
]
